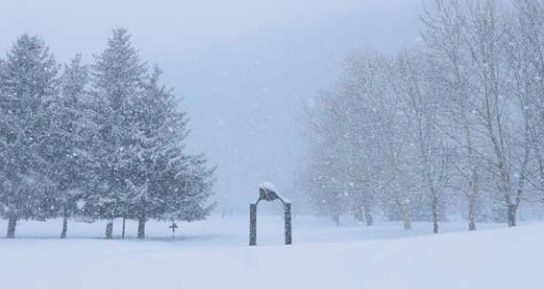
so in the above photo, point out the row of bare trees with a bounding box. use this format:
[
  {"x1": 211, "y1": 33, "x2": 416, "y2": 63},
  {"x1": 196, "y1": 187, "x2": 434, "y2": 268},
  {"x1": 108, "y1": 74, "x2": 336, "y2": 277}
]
[{"x1": 300, "y1": 0, "x2": 544, "y2": 232}]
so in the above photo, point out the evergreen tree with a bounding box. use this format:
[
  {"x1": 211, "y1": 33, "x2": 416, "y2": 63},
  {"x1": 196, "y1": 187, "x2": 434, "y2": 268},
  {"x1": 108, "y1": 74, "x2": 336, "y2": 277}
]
[
  {"x1": 89, "y1": 28, "x2": 147, "y2": 238},
  {"x1": 126, "y1": 67, "x2": 214, "y2": 238},
  {"x1": 46, "y1": 54, "x2": 94, "y2": 238},
  {"x1": 0, "y1": 34, "x2": 60, "y2": 238},
  {"x1": 125, "y1": 67, "x2": 175, "y2": 238}
]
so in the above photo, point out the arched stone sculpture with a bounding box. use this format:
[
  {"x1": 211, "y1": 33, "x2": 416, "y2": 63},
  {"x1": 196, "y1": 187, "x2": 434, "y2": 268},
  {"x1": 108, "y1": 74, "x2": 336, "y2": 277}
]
[{"x1": 249, "y1": 182, "x2": 292, "y2": 246}]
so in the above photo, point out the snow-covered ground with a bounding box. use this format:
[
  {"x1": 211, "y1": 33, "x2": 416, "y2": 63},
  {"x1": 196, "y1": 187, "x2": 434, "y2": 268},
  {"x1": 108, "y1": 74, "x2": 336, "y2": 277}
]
[{"x1": 0, "y1": 215, "x2": 541, "y2": 289}]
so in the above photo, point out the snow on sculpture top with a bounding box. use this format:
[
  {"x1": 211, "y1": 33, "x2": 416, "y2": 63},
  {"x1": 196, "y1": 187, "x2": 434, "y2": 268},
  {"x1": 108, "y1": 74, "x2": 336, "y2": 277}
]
[
  {"x1": 257, "y1": 182, "x2": 290, "y2": 204},
  {"x1": 259, "y1": 182, "x2": 277, "y2": 193}
]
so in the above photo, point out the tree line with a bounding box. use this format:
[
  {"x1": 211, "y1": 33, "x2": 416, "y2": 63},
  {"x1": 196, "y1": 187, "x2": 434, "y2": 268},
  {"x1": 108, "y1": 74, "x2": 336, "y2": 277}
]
[
  {"x1": 300, "y1": 0, "x2": 544, "y2": 232},
  {"x1": 0, "y1": 28, "x2": 214, "y2": 239}
]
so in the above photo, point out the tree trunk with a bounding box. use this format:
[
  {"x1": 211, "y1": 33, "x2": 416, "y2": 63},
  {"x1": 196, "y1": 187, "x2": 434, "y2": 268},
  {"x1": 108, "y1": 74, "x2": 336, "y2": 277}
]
[
  {"x1": 363, "y1": 204, "x2": 373, "y2": 226},
  {"x1": 122, "y1": 217, "x2": 126, "y2": 239},
  {"x1": 399, "y1": 203, "x2": 411, "y2": 230},
  {"x1": 60, "y1": 216, "x2": 68, "y2": 239},
  {"x1": 106, "y1": 220, "x2": 113, "y2": 239},
  {"x1": 402, "y1": 215, "x2": 411, "y2": 230},
  {"x1": 137, "y1": 217, "x2": 146, "y2": 239},
  {"x1": 332, "y1": 214, "x2": 340, "y2": 226},
  {"x1": 432, "y1": 190, "x2": 439, "y2": 234},
  {"x1": 507, "y1": 204, "x2": 517, "y2": 227},
  {"x1": 354, "y1": 206, "x2": 364, "y2": 223},
  {"x1": 6, "y1": 217, "x2": 17, "y2": 238},
  {"x1": 468, "y1": 194, "x2": 476, "y2": 231}
]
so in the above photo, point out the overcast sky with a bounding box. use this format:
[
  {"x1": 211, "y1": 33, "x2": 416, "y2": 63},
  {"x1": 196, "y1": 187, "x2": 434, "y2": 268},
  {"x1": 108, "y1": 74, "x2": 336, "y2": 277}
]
[
  {"x1": 0, "y1": 0, "x2": 423, "y2": 212},
  {"x1": 0, "y1": 0, "x2": 419, "y2": 59}
]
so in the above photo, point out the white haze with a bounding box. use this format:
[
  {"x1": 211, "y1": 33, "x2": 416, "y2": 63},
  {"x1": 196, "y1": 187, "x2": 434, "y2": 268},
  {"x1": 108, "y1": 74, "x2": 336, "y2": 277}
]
[{"x1": 0, "y1": 0, "x2": 422, "y2": 212}]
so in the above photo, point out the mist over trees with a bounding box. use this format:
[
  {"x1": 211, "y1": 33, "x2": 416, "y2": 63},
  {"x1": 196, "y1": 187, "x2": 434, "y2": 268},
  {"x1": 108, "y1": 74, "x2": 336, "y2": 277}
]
[
  {"x1": 300, "y1": 0, "x2": 544, "y2": 232},
  {"x1": 0, "y1": 29, "x2": 214, "y2": 239}
]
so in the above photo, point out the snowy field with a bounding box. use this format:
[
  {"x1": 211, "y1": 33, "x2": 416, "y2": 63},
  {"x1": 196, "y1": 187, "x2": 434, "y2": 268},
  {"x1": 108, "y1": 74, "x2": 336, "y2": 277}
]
[{"x1": 0, "y1": 216, "x2": 542, "y2": 289}]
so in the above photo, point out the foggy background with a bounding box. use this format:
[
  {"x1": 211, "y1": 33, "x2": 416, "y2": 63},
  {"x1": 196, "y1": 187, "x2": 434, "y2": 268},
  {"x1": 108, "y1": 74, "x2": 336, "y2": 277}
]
[{"x1": 0, "y1": 0, "x2": 422, "y2": 212}]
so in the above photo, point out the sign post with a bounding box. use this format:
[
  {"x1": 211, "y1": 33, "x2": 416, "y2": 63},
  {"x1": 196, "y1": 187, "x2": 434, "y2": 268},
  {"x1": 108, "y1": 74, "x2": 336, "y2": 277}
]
[{"x1": 169, "y1": 222, "x2": 178, "y2": 240}]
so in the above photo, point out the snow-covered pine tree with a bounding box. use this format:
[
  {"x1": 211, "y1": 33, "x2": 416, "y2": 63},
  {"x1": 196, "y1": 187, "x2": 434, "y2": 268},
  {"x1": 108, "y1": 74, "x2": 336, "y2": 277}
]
[
  {"x1": 126, "y1": 67, "x2": 214, "y2": 238},
  {"x1": 45, "y1": 54, "x2": 94, "y2": 238},
  {"x1": 0, "y1": 34, "x2": 60, "y2": 238},
  {"x1": 123, "y1": 67, "x2": 172, "y2": 238},
  {"x1": 88, "y1": 28, "x2": 147, "y2": 238}
]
